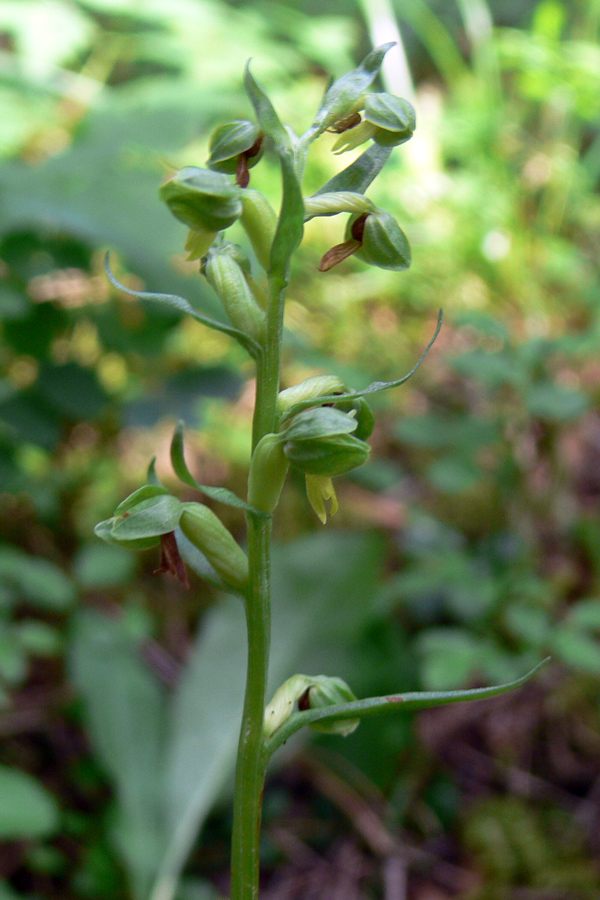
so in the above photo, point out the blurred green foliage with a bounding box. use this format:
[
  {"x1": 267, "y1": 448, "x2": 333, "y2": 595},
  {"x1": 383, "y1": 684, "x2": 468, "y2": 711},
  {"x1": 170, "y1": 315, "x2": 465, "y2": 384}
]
[{"x1": 1, "y1": 0, "x2": 600, "y2": 898}]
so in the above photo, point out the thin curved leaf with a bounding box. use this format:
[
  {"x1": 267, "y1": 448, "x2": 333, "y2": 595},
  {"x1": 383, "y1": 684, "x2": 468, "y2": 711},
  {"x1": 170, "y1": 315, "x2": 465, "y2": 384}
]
[
  {"x1": 264, "y1": 658, "x2": 550, "y2": 758},
  {"x1": 170, "y1": 422, "x2": 269, "y2": 517},
  {"x1": 279, "y1": 310, "x2": 443, "y2": 427},
  {"x1": 104, "y1": 254, "x2": 261, "y2": 358},
  {"x1": 316, "y1": 143, "x2": 392, "y2": 196}
]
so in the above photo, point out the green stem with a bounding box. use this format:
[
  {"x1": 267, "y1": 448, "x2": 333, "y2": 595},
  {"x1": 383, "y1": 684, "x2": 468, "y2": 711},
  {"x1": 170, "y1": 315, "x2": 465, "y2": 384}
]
[
  {"x1": 229, "y1": 514, "x2": 271, "y2": 900},
  {"x1": 230, "y1": 272, "x2": 287, "y2": 900}
]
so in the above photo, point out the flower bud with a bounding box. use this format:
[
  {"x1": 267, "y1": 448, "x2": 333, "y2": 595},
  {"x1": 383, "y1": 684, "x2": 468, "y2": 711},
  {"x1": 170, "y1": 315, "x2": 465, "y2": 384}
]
[
  {"x1": 263, "y1": 674, "x2": 313, "y2": 738},
  {"x1": 299, "y1": 675, "x2": 359, "y2": 736},
  {"x1": 247, "y1": 434, "x2": 289, "y2": 515},
  {"x1": 345, "y1": 210, "x2": 411, "y2": 271},
  {"x1": 204, "y1": 251, "x2": 265, "y2": 341},
  {"x1": 208, "y1": 120, "x2": 264, "y2": 187},
  {"x1": 160, "y1": 167, "x2": 242, "y2": 233},
  {"x1": 276, "y1": 375, "x2": 348, "y2": 416},
  {"x1": 179, "y1": 503, "x2": 248, "y2": 592},
  {"x1": 332, "y1": 92, "x2": 415, "y2": 153},
  {"x1": 240, "y1": 189, "x2": 278, "y2": 271}
]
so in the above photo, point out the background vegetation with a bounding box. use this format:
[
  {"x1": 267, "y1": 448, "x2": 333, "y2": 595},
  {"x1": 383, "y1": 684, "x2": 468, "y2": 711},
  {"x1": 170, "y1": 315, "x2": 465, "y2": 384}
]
[{"x1": 1, "y1": 1, "x2": 599, "y2": 898}]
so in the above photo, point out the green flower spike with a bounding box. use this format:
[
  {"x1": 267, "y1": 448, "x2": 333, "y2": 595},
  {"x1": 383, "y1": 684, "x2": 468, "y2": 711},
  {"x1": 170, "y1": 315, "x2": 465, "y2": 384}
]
[
  {"x1": 208, "y1": 120, "x2": 264, "y2": 188},
  {"x1": 332, "y1": 92, "x2": 416, "y2": 154}
]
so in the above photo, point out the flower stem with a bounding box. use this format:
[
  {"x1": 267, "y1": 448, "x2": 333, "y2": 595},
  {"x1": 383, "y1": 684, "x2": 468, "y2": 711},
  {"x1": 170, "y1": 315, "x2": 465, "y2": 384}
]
[{"x1": 230, "y1": 272, "x2": 287, "y2": 900}]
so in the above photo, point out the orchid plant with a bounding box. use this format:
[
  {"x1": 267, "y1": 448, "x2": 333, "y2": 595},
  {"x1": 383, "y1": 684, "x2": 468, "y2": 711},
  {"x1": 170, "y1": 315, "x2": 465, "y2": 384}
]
[{"x1": 97, "y1": 45, "x2": 546, "y2": 900}]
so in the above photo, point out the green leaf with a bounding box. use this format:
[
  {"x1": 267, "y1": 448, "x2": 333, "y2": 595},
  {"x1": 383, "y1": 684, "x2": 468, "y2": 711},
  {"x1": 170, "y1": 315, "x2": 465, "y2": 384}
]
[
  {"x1": 316, "y1": 143, "x2": 392, "y2": 195},
  {"x1": 104, "y1": 254, "x2": 261, "y2": 358},
  {"x1": 525, "y1": 382, "x2": 589, "y2": 421},
  {"x1": 309, "y1": 42, "x2": 396, "y2": 137},
  {"x1": 0, "y1": 765, "x2": 60, "y2": 839},
  {"x1": 264, "y1": 659, "x2": 550, "y2": 757},
  {"x1": 151, "y1": 532, "x2": 384, "y2": 900},
  {"x1": 243, "y1": 65, "x2": 304, "y2": 280},
  {"x1": 283, "y1": 407, "x2": 358, "y2": 441},
  {"x1": 566, "y1": 599, "x2": 600, "y2": 631},
  {"x1": 551, "y1": 628, "x2": 600, "y2": 675},
  {"x1": 70, "y1": 611, "x2": 167, "y2": 899},
  {"x1": 170, "y1": 422, "x2": 268, "y2": 517},
  {"x1": 74, "y1": 544, "x2": 136, "y2": 589},
  {"x1": 0, "y1": 545, "x2": 74, "y2": 611},
  {"x1": 279, "y1": 310, "x2": 443, "y2": 425}
]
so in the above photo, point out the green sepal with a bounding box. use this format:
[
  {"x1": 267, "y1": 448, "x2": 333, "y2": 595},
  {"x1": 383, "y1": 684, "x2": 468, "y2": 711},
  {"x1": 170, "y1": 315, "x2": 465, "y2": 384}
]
[
  {"x1": 335, "y1": 396, "x2": 375, "y2": 440},
  {"x1": 308, "y1": 42, "x2": 396, "y2": 138},
  {"x1": 303, "y1": 676, "x2": 359, "y2": 736},
  {"x1": 115, "y1": 484, "x2": 171, "y2": 515},
  {"x1": 365, "y1": 92, "x2": 415, "y2": 145},
  {"x1": 283, "y1": 407, "x2": 358, "y2": 442},
  {"x1": 104, "y1": 254, "x2": 261, "y2": 359},
  {"x1": 284, "y1": 431, "x2": 370, "y2": 477},
  {"x1": 208, "y1": 120, "x2": 262, "y2": 174},
  {"x1": 94, "y1": 517, "x2": 159, "y2": 551},
  {"x1": 278, "y1": 311, "x2": 443, "y2": 426},
  {"x1": 244, "y1": 63, "x2": 304, "y2": 279},
  {"x1": 95, "y1": 494, "x2": 184, "y2": 548},
  {"x1": 264, "y1": 659, "x2": 551, "y2": 759},
  {"x1": 171, "y1": 421, "x2": 270, "y2": 517},
  {"x1": 159, "y1": 167, "x2": 242, "y2": 232},
  {"x1": 347, "y1": 210, "x2": 411, "y2": 270}
]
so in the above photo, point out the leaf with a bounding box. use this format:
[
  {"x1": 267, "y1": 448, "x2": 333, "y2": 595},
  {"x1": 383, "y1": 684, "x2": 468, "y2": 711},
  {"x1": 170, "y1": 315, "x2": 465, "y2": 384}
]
[
  {"x1": 150, "y1": 532, "x2": 384, "y2": 900},
  {"x1": 0, "y1": 545, "x2": 75, "y2": 610},
  {"x1": 316, "y1": 143, "x2": 393, "y2": 196},
  {"x1": 0, "y1": 765, "x2": 60, "y2": 839},
  {"x1": 309, "y1": 42, "x2": 396, "y2": 137},
  {"x1": 525, "y1": 382, "x2": 589, "y2": 421},
  {"x1": 279, "y1": 310, "x2": 443, "y2": 425},
  {"x1": 566, "y1": 599, "x2": 600, "y2": 632},
  {"x1": 104, "y1": 254, "x2": 261, "y2": 359},
  {"x1": 70, "y1": 611, "x2": 167, "y2": 900},
  {"x1": 551, "y1": 628, "x2": 600, "y2": 675},
  {"x1": 170, "y1": 422, "x2": 268, "y2": 517},
  {"x1": 264, "y1": 659, "x2": 550, "y2": 757},
  {"x1": 243, "y1": 66, "x2": 304, "y2": 281}
]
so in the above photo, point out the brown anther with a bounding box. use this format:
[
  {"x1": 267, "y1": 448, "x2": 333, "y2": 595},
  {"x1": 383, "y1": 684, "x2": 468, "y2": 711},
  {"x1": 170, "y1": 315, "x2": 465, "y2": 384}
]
[
  {"x1": 327, "y1": 112, "x2": 362, "y2": 134},
  {"x1": 154, "y1": 531, "x2": 189, "y2": 589}
]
